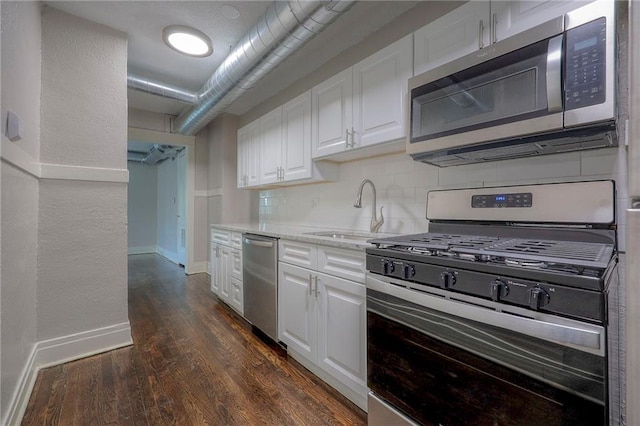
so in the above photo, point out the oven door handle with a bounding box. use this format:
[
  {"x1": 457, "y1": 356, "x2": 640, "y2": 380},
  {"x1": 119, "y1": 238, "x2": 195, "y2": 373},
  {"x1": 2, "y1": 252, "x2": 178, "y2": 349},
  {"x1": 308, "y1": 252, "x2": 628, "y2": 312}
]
[{"x1": 367, "y1": 276, "x2": 605, "y2": 355}]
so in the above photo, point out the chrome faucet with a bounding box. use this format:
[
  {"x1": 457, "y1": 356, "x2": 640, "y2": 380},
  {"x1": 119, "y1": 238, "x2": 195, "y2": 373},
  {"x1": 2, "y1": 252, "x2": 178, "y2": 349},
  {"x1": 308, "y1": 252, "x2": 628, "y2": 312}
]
[{"x1": 354, "y1": 179, "x2": 384, "y2": 233}]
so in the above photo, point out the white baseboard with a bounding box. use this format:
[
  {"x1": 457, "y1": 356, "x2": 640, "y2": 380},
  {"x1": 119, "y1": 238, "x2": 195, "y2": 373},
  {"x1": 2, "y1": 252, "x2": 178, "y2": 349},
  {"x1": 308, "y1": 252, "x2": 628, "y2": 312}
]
[
  {"x1": 156, "y1": 246, "x2": 181, "y2": 265},
  {"x1": 2, "y1": 345, "x2": 38, "y2": 426},
  {"x1": 128, "y1": 245, "x2": 157, "y2": 255},
  {"x1": 35, "y1": 322, "x2": 133, "y2": 369},
  {"x1": 3, "y1": 322, "x2": 133, "y2": 426},
  {"x1": 190, "y1": 261, "x2": 209, "y2": 274}
]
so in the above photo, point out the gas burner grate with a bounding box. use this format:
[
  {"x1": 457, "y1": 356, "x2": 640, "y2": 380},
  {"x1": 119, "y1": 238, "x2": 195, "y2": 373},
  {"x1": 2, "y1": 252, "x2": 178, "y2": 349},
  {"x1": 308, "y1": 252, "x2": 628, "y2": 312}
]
[
  {"x1": 370, "y1": 232, "x2": 615, "y2": 269},
  {"x1": 486, "y1": 239, "x2": 611, "y2": 264}
]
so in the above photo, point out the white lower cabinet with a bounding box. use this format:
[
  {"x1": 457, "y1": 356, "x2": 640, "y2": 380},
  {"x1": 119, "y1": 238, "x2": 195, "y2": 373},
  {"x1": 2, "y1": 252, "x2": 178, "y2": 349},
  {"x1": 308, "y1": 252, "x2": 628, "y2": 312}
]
[
  {"x1": 278, "y1": 262, "x2": 315, "y2": 360},
  {"x1": 278, "y1": 242, "x2": 367, "y2": 411},
  {"x1": 316, "y1": 272, "x2": 367, "y2": 402},
  {"x1": 210, "y1": 228, "x2": 244, "y2": 316}
]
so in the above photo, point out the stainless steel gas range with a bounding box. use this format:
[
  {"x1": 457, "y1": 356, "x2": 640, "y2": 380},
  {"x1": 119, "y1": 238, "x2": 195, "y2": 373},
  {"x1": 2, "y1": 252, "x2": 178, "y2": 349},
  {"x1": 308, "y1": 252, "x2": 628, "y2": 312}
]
[{"x1": 365, "y1": 181, "x2": 621, "y2": 426}]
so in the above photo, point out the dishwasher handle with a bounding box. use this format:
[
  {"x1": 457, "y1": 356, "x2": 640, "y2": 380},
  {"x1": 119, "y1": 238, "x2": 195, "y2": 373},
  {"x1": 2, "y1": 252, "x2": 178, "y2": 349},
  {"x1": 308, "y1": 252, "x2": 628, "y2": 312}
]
[{"x1": 243, "y1": 237, "x2": 275, "y2": 248}]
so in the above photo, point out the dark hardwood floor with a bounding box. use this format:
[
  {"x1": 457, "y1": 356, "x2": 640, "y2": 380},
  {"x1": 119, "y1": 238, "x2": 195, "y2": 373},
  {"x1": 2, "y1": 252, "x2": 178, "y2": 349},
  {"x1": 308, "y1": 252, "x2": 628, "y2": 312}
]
[{"x1": 22, "y1": 254, "x2": 367, "y2": 425}]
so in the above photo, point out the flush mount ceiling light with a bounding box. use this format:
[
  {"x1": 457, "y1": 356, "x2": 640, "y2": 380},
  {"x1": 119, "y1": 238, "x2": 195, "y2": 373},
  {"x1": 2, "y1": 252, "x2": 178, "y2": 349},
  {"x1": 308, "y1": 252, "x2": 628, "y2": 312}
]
[{"x1": 163, "y1": 25, "x2": 213, "y2": 58}]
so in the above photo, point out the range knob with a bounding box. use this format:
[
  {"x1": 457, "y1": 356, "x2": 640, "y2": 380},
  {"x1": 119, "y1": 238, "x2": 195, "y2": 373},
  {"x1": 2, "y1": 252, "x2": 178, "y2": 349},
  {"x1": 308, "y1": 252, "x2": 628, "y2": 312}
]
[
  {"x1": 528, "y1": 286, "x2": 550, "y2": 310},
  {"x1": 439, "y1": 271, "x2": 456, "y2": 289},
  {"x1": 380, "y1": 259, "x2": 395, "y2": 275},
  {"x1": 403, "y1": 264, "x2": 416, "y2": 279},
  {"x1": 490, "y1": 279, "x2": 509, "y2": 302}
]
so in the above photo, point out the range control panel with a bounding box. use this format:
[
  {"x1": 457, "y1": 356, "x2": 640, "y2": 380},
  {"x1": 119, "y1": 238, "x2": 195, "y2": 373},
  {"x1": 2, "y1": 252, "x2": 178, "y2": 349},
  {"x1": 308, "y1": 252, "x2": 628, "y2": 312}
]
[
  {"x1": 564, "y1": 17, "x2": 607, "y2": 110},
  {"x1": 471, "y1": 192, "x2": 533, "y2": 208}
]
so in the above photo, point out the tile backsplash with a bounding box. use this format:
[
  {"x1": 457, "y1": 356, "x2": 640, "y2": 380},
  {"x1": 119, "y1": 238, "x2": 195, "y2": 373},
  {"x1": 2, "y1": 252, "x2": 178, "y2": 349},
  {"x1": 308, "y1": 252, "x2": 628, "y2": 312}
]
[{"x1": 259, "y1": 146, "x2": 628, "y2": 250}]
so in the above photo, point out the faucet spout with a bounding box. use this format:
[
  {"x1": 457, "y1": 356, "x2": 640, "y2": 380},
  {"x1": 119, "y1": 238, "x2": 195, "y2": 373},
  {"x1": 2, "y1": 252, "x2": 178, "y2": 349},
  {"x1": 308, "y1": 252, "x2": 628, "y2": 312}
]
[{"x1": 353, "y1": 179, "x2": 384, "y2": 233}]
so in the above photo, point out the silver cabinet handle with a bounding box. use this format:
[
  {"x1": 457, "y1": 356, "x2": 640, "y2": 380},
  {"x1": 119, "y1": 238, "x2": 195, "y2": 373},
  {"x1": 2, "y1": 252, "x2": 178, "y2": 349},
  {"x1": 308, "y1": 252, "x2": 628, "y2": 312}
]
[
  {"x1": 314, "y1": 275, "x2": 319, "y2": 298},
  {"x1": 492, "y1": 13, "x2": 498, "y2": 44},
  {"x1": 345, "y1": 129, "x2": 351, "y2": 148},
  {"x1": 479, "y1": 20, "x2": 484, "y2": 49},
  {"x1": 350, "y1": 127, "x2": 355, "y2": 148},
  {"x1": 546, "y1": 34, "x2": 564, "y2": 113},
  {"x1": 309, "y1": 274, "x2": 313, "y2": 295}
]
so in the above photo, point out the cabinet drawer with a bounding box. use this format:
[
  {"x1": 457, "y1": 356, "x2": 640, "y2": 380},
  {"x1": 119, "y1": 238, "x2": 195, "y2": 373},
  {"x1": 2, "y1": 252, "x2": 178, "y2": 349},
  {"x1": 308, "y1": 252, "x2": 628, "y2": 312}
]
[
  {"x1": 211, "y1": 228, "x2": 231, "y2": 245},
  {"x1": 231, "y1": 249, "x2": 243, "y2": 281},
  {"x1": 230, "y1": 232, "x2": 243, "y2": 249},
  {"x1": 279, "y1": 240, "x2": 318, "y2": 269},
  {"x1": 317, "y1": 246, "x2": 365, "y2": 283}
]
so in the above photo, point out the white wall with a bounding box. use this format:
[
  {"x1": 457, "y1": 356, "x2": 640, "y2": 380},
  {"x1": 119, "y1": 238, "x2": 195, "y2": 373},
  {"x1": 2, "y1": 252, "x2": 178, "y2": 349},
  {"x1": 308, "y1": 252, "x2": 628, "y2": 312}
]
[
  {"x1": 127, "y1": 162, "x2": 158, "y2": 253},
  {"x1": 207, "y1": 114, "x2": 256, "y2": 226},
  {"x1": 156, "y1": 157, "x2": 179, "y2": 261},
  {"x1": 37, "y1": 7, "x2": 130, "y2": 341},
  {"x1": 0, "y1": 1, "x2": 40, "y2": 423}
]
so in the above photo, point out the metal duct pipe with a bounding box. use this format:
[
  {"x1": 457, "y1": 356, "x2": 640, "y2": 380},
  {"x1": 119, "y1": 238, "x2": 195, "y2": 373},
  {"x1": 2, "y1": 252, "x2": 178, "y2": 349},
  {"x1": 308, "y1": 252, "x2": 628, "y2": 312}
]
[
  {"x1": 127, "y1": 73, "x2": 198, "y2": 105},
  {"x1": 173, "y1": 0, "x2": 357, "y2": 136}
]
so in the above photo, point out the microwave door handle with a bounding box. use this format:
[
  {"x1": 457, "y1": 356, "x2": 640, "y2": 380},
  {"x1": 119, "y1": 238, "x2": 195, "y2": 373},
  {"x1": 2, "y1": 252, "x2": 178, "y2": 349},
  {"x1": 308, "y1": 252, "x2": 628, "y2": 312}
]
[{"x1": 546, "y1": 34, "x2": 564, "y2": 113}]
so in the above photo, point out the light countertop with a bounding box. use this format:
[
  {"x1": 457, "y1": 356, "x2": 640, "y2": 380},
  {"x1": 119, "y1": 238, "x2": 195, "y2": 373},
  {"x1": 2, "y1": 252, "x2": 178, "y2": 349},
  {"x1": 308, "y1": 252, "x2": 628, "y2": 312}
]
[{"x1": 209, "y1": 223, "x2": 396, "y2": 250}]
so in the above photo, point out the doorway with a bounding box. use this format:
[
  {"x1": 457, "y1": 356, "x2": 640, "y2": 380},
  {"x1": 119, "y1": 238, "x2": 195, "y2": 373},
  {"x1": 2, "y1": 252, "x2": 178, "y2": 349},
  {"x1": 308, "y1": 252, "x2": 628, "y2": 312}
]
[{"x1": 127, "y1": 127, "x2": 196, "y2": 273}]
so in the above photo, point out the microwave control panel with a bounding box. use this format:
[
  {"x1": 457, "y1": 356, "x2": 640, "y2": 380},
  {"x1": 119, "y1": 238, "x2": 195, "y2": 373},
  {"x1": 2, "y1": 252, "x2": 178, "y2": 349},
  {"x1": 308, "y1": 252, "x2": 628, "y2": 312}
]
[{"x1": 564, "y1": 17, "x2": 607, "y2": 110}]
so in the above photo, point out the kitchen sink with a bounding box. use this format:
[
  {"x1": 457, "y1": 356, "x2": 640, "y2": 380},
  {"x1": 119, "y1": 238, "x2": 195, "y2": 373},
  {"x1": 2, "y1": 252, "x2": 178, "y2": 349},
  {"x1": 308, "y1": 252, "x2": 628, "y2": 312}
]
[{"x1": 303, "y1": 231, "x2": 375, "y2": 241}]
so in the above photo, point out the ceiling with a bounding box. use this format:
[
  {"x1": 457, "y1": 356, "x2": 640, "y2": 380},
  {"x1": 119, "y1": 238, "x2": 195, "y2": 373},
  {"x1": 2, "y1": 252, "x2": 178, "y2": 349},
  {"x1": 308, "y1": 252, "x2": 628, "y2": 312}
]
[{"x1": 45, "y1": 1, "x2": 419, "y2": 118}]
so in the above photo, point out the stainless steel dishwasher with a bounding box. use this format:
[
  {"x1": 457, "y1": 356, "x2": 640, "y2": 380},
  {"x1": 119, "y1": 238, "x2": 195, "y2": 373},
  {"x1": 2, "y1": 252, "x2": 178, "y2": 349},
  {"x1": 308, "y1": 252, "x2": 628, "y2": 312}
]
[{"x1": 242, "y1": 233, "x2": 278, "y2": 341}]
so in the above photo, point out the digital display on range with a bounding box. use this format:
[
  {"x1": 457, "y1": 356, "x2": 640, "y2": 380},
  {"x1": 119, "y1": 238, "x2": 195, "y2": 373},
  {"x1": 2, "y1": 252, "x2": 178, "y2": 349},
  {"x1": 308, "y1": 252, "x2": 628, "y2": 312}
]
[{"x1": 471, "y1": 192, "x2": 533, "y2": 208}]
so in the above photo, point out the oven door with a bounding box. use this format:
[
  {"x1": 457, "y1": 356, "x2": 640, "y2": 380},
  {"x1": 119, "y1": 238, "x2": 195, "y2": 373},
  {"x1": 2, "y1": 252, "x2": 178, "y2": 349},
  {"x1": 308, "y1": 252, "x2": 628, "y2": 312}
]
[{"x1": 366, "y1": 274, "x2": 606, "y2": 426}]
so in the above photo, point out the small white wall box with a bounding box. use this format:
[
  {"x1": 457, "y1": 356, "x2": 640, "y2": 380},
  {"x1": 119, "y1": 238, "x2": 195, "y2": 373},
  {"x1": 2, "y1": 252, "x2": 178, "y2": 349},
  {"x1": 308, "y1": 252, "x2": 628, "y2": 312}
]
[{"x1": 7, "y1": 111, "x2": 24, "y2": 141}]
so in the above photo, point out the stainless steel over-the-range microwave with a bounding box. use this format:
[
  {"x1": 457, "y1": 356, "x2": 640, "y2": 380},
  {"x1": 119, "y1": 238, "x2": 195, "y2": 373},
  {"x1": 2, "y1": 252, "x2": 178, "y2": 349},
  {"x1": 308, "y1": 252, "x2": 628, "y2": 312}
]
[{"x1": 407, "y1": 1, "x2": 617, "y2": 167}]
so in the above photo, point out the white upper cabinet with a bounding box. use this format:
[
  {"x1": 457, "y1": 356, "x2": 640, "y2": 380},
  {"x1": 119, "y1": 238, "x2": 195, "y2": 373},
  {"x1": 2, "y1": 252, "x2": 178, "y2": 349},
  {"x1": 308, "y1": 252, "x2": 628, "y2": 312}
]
[
  {"x1": 259, "y1": 107, "x2": 283, "y2": 185},
  {"x1": 311, "y1": 68, "x2": 353, "y2": 158},
  {"x1": 237, "y1": 91, "x2": 337, "y2": 188},
  {"x1": 312, "y1": 35, "x2": 413, "y2": 160},
  {"x1": 237, "y1": 119, "x2": 260, "y2": 188},
  {"x1": 413, "y1": 1, "x2": 586, "y2": 76},
  {"x1": 352, "y1": 35, "x2": 413, "y2": 149},
  {"x1": 492, "y1": 1, "x2": 589, "y2": 43},
  {"x1": 281, "y1": 91, "x2": 313, "y2": 182},
  {"x1": 414, "y1": 1, "x2": 490, "y2": 76}
]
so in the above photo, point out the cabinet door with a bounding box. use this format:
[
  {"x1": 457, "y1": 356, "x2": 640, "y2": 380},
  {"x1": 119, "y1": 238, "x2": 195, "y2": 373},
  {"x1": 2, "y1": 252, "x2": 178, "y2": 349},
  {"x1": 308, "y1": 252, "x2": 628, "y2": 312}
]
[
  {"x1": 352, "y1": 35, "x2": 413, "y2": 148},
  {"x1": 282, "y1": 91, "x2": 312, "y2": 182},
  {"x1": 316, "y1": 272, "x2": 367, "y2": 398},
  {"x1": 492, "y1": 1, "x2": 588, "y2": 43},
  {"x1": 210, "y1": 243, "x2": 220, "y2": 294},
  {"x1": 219, "y1": 245, "x2": 231, "y2": 302},
  {"x1": 278, "y1": 262, "x2": 316, "y2": 362},
  {"x1": 259, "y1": 107, "x2": 283, "y2": 185},
  {"x1": 230, "y1": 277, "x2": 244, "y2": 316},
  {"x1": 312, "y1": 68, "x2": 353, "y2": 159},
  {"x1": 230, "y1": 248, "x2": 243, "y2": 281},
  {"x1": 246, "y1": 120, "x2": 261, "y2": 187},
  {"x1": 237, "y1": 120, "x2": 261, "y2": 188},
  {"x1": 414, "y1": 1, "x2": 490, "y2": 76},
  {"x1": 237, "y1": 125, "x2": 249, "y2": 188}
]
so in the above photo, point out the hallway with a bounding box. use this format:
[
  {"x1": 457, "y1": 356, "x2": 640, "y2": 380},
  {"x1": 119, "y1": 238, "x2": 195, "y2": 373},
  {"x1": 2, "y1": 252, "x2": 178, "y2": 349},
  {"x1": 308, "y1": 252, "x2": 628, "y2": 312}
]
[{"x1": 22, "y1": 254, "x2": 366, "y2": 425}]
